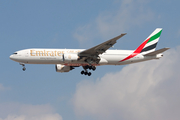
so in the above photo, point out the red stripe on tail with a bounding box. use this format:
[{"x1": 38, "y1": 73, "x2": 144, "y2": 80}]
[{"x1": 120, "y1": 38, "x2": 150, "y2": 62}]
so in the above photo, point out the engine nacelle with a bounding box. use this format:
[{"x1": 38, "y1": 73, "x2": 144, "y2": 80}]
[
  {"x1": 63, "y1": 53, "x2": 79, "y2": 63},
  {"x1": 55, "y1": 64, "x2": 72, "y2": 72}
]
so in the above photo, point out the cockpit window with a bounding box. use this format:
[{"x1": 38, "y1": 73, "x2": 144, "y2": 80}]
[{"x1": 13, "y1": 53, "x2": 18, "y2": 54}]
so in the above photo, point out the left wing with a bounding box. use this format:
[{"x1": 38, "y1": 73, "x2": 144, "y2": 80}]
[
  {"x1": 78, "y1": 33, "x2": 126, "y2": 56},
  {"x1": 78, "y1": 33, "x2": 126, "y2": 64}
]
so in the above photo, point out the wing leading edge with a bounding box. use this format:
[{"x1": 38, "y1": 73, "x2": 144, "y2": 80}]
[{"x1": 78, "y1": 33, "x2": 126, "y2": 57}]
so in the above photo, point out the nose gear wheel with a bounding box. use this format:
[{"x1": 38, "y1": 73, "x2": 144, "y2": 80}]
[{"x1": 19, "y1": 63, "x2": 26, "y2": 71}]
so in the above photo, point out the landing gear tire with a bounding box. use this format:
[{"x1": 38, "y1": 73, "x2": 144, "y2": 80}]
[
  {"x1": 88, "y1": 72, "x2": 91, "y2": 76},
  {"x1": 92, "y1": 66, "x2": 96, "y2": 71},
  {"x1": 82, "y1": 66, "x2": 95, "y2": 76},
  {"x1": 81, "y1": 71, "x2": 91, "y2": 76},
  {"x1": 22, "y1": 67, "x2": 26, "y2": 71},
  {"x1": 81, "y1": 70, "x2": 84, "y2": 75},
  {"x1": 89, "y1": 66, "x2": 92, "y2": 70}
]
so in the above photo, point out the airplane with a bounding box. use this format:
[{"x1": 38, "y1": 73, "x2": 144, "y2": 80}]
[{"x1": 9, "y1": 28, "x2": 169, "y2": 76}]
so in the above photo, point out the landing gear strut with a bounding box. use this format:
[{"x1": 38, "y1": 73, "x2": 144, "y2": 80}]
[
  {"x1": 20, "y1": 63, "x2": 26, "y2": 71},
  {"x1": 81, "y1": 65, "x2": 96, "y2": 76}
]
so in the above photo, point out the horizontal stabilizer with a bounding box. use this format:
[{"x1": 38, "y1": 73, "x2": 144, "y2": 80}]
[{"x1": 144, "y1": 47, "x2": 170, "y2": 56}]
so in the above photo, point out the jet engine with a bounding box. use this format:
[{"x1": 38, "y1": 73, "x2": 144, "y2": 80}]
[{"x1": 55, "y1": 64, "x2": 73, "y2": 72}]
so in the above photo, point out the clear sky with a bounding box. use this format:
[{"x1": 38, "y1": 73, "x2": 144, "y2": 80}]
[{"x1": 1, "y1": 0, "x2": 180, "y2": 120}]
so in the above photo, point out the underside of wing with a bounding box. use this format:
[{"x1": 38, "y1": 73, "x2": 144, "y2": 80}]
[{"x1": 78, "y1": 33, "x2": 126, "y2": 65}]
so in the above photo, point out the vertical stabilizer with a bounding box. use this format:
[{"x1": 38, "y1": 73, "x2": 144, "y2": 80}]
[
  {"x1": 120, "y1": 28, "x2": 163, "y2": 62},
  {"x1": 140, "y1": 28, "x2": 162, "y2": 54}
]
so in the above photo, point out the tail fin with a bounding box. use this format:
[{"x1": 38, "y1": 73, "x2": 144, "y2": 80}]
[
  {"x1": 133, "y1": 28, "x2": 162, "y2": 55},
  {"x1": 120, "y1": 28, "x2": 163, "y2": 62}
]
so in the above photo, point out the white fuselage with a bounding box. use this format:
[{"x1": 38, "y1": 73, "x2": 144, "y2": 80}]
[{"x1": 9, "y1": 48, "x2": 161, "y2": 66}]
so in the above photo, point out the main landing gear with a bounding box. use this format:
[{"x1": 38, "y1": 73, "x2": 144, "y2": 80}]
[
  {"x1": 81, "y1": 70, "x2": 91, "y2": 76},
  {"x1": 81, "y1": 65, "x2": 96, "y2": 76},
  {"x1": 20, "y1": 63, "x2": 26, "y2": 71}
]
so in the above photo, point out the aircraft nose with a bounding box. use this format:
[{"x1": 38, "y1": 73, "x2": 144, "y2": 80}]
[{"x1": 9, "y1": 54, "x2": 14, "y2": 60}]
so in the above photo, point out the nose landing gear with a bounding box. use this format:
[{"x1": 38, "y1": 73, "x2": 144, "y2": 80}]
[
  {"x1": 22, "y1": 67, "x2": 26, "y2": 71},
  {"x1": 20, "y1": 63, "x2": 26, "y2": 71}
]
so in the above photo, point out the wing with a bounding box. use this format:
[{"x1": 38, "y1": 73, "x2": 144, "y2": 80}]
[
  {"x1": 78, "y1": 33, "x2": 126, "y2": 57},
  {"x1": 78, "y1": 33, "x2": 126, "y2": 64}
]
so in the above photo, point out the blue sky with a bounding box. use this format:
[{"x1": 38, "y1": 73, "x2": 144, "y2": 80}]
[{"x1": 1, "y1": 0, "x2": 180, "y2": 120}]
